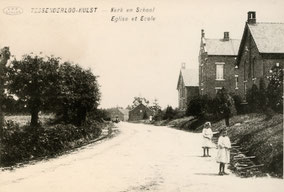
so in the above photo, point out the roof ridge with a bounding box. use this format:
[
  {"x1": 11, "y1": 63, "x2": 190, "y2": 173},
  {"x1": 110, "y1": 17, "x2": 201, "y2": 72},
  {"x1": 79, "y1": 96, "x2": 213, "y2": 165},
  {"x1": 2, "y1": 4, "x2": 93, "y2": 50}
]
[
  {"x1": 253, "y1": 22, "x2": 284, "y2": 24},
  {"x1": 205, "y1": 38, "x2": 241, "y2": 41}
]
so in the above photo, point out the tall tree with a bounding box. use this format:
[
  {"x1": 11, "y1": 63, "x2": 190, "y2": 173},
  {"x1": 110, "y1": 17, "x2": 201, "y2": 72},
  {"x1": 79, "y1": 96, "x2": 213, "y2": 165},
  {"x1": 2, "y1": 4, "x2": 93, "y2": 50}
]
[
  {"x1": 131, "y1": 96, "x2": 149, "y2": 109},
  {"x1": 56, "y1": 62, "x2": 100, "y2": 125},
  {"x1": 267, "y1": 65, "x2": 283, "y2": 112},
  {"x1": 0, "y1": 47, "x2": 10, "y2": 140},
  {"x1": 149, "y1": 98, "x2": 161, "y2": 114},
  {"x1": 6, "y1": 54, "x2": 60, "y2": 127}
]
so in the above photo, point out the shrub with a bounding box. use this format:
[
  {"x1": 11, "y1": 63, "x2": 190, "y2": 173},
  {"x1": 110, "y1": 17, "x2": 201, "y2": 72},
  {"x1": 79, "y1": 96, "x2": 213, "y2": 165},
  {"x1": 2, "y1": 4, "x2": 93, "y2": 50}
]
[
  {"x1": 266, "y1": 65, "x2": 283, "y2": 113},
  {"x1": 153, "y1": 109, "x2": 164, "y2": 121},
  {"x1": 232, "y1": 94, "x2": 243, "y2": 114},
  {"x1": 186, "y1": 96, "x2": 204, "y2": 117},
  {"x1": 163, "y1": 106, "x2": 177, "y2": 120},
  {"x1": 0, "y1": 120, "x2": 102, "y2": 166}
]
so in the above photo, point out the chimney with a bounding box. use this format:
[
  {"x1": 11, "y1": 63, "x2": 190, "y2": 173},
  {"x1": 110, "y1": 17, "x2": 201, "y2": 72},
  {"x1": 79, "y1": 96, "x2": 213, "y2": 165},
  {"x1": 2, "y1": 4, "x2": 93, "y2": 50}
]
[
  {"x1": 181, "y1": 62, "x2": 186, "y2": 69},
  {"x1": 223, "y1": 32, "x2": 230, "y2": 41},
  {"x1": 247, "y1": 11, "x2": 256, "y2": 24},
  {"x1": 201, "y1": 29, "x2": 205, "y2": 38}
]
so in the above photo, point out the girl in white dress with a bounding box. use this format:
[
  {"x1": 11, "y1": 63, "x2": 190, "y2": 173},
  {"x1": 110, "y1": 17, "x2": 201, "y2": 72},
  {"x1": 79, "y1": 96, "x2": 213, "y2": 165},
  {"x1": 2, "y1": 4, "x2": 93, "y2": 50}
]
[
  {"x1": 202, "y1": 122, "x2": 213, "y2": 157},
  {"x1": 216, "y1": 129, "x2": 231, "y2": 175}
]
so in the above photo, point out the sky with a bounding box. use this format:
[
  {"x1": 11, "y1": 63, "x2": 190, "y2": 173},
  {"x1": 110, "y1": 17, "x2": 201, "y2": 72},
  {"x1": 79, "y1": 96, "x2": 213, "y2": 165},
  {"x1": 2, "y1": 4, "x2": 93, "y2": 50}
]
[{"x1": 1, "y1": 0, "x2": 284, "y2": 109}]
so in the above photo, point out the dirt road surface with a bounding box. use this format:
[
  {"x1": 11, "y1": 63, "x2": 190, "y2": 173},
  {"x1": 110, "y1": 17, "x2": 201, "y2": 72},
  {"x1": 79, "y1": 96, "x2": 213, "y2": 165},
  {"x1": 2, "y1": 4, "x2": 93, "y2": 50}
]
[{"x1": 0, "y1": 122, "x2": 283, "y2": 192}]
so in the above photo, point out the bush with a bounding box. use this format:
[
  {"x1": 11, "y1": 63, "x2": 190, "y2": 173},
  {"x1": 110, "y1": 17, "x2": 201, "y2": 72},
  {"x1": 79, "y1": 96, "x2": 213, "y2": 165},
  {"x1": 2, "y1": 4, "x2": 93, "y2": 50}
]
[
  {"x1": 0, "y1": 120, "x2": 103, "y2": 166},
  {"x1": 153, "y1": 109, "x2": 164, "y2": 121},
  {"x1": 163, "y1": 106, "x2": 178, "y2": 120},
  {"x1": 186, "y1": 94, "x2": 222, "y2": 119},
  {"x1": 232, "y1": 94, "x2": 243, "y2": 114},
  {"x1": 266, "y1": 66, "x2": 283, "y2": 113},
  {"x1": 186, "y1": 96, "x2": 204, "y2": 117}
]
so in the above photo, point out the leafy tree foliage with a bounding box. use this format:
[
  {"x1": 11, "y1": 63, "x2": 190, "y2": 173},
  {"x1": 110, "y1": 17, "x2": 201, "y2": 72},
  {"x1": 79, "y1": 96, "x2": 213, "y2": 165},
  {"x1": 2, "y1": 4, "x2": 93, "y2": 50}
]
[
  {"x1": 55, "y1": 62, "x2": 100, "y2": 125},
  {"x1": 267, "y1": 65, "x2": 283, "y2": 113},
  {"x1": 131, "y1": 96, "x2": 149, "y2": 109},
  {"x1": 6, "y1": 54, "x2": 60, "y2": 127},
  {"x1": 149, "y1": 98, "x2": 161, "y2": 114},
  {"x1": 0, "y1": 47, "x2": 10, "y2": 140},
  {"x1": 186, "y1": 88, "x2": 235, "y2": 121},
  {"x1": 163, "y1": 106, "x2": 177, "y2": 120},
  {"x1": 186, "y1": 96, "x2": 204, "y2": 117}
]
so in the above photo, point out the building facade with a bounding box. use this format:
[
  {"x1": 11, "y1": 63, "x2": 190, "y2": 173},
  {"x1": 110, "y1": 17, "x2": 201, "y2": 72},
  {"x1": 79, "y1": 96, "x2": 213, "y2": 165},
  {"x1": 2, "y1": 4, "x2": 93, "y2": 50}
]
[
  {"x1": 106, "y1": 108, "x2": 129, "y2": 121},
  {"x1": 235, "y1": 11, "x2": 284, "y2": 100},
  {"x1": 177, "y1": 64, "x2": 199, "y2": 110},
  {"x1": 199, "y1": 30, "x2": 241, "y2": 97},
  {"x1": 128, "y1": 104, "x2": 153, "y2": 121}
]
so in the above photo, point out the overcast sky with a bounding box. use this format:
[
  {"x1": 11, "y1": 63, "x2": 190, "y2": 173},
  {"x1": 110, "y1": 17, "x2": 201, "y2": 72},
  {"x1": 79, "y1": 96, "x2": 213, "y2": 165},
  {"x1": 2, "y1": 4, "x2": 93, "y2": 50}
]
[{"x1": 1, "y1": 0, "x2": 284, "y2": 109}]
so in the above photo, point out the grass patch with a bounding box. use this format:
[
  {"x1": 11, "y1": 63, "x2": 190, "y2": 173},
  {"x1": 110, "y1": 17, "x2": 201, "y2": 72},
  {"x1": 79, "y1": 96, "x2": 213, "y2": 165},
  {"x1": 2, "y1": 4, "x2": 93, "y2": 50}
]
[{"x1": 210, "y1": 113, "x2": 283, "y2": 178}]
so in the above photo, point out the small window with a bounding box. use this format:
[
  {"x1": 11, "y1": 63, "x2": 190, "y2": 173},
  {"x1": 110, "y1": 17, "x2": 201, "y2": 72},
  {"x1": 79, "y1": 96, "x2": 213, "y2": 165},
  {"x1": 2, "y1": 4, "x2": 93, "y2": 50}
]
[
  {"x1": 216, "y1": 62, "x2": 224, "y2": 80},
  {"x1": 235, "y1": 75, "x2": 239, "y2": 89}
]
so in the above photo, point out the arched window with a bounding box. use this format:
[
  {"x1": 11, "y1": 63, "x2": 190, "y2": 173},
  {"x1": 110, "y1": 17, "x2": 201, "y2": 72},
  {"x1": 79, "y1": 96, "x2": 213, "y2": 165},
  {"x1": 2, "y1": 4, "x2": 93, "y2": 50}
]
[{"x1": 252, "y1": 57, "x2": 256, "y2": 78}]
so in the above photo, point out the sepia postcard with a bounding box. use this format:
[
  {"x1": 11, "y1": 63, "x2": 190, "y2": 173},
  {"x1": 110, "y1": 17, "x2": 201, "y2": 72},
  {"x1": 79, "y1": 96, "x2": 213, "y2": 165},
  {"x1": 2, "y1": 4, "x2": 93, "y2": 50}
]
[{"x1": 0, "y1": 0, "x2": 283, "y2": 191}]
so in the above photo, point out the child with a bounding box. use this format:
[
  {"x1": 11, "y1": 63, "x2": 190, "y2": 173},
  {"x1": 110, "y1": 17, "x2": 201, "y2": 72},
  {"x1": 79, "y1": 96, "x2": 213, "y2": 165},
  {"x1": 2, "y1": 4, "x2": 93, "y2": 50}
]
[
  {"x1": 202, "y1": 122, "x2": 213, "y2": 157},
  {"x1": 216, "y1": 128, "x2": 231, "y2": 175}
]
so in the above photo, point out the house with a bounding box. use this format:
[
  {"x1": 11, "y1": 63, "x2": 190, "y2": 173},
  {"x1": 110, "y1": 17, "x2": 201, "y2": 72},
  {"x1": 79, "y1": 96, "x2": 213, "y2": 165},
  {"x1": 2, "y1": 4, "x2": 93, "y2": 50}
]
[
  {"x1": 199, "y1": 30, "x2": 241, "y2": 97},
  {"x1": 176, "y1": 63, "x2": 199, "y2": 110},
  {"x1": 235, "y1": 11, "x2": 284, "y2": 101},
  {"x1": 106, "y1": 108, "x2": 129, "y2": 121},
  {"x1": 128, "y1": 104, "x2": 153, "y2": 121}
]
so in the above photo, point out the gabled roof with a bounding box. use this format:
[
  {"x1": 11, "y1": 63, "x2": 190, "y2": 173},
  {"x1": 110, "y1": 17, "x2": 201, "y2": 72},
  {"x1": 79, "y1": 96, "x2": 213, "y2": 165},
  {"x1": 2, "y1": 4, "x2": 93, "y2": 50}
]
[
  {"x1": 129, "y1": 103, "x2": 153, "y2": 113},
  {"x1": 248, "y1": 23, "x2": 284, "y2": 53},
  {"x1": 177, "y1": 68, "x2": 198, "y2": 89},
  {"x1": 204, "y1": 38, "x2": 240, "y2": 56},
  {"x1": 236, "y1": 22, "x2": 284, "y2": 66}
]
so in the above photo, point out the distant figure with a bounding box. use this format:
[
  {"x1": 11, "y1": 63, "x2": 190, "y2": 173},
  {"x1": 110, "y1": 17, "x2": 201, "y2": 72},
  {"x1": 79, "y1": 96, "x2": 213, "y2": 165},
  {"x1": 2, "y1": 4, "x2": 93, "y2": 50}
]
[
  {"x1": 216, "y1": 128, "x2": 231, "y2": 175},
  {"x1": 202, "y1": 122, "x2": 213, "y2": 157},
  {"x1": 223, "y1": 103, "x2": 231, "y2": 127}
]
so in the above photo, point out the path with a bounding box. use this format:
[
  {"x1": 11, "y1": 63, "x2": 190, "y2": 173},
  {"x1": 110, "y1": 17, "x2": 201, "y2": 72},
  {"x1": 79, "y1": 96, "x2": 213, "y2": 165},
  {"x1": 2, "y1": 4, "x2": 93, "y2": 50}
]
[{"x1": 0, "y1": 122, "x2": 283, "y2": 192}]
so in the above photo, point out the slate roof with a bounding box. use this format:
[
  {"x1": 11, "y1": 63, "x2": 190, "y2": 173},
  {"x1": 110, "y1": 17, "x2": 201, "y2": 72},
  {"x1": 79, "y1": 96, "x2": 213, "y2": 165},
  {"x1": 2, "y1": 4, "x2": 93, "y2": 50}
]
[
  {"x1": 177, "y1": 68, "x2": 199, "y2": 89},
  {"x1": 248, "y1": 23, "x2": 284, "y2": 53},
  {"x1": 204, "y1": 38, "x2": 241, "y2": 56}
]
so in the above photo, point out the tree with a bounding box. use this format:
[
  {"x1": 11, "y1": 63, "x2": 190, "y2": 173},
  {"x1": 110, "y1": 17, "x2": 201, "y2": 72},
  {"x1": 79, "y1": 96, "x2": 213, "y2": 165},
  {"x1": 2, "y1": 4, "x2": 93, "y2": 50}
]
[
  {"x1": 186, "y1": 96, "x2": 204, "y2": 117},
  {"x1": 267, "y1": 65, "x2": 283, "y2": 113},
  {"x1": 55, "y1": 62, "x2": 100, "y2": 125},
  {"x1": 163, "y1": 106, "x2": 176, "y2": 120},
  {"x1": 6, "y1": 54, "x2": 60, "y2": 127},
  {"x1": 149, "y1": 98, "x2": 161, "y2": 114},
  {"x1": 131, "y1": 96, "x2": 149, "y2": 109},
  {"x1": 0, "y1": 47, "x2": 10, "y2": 140}
]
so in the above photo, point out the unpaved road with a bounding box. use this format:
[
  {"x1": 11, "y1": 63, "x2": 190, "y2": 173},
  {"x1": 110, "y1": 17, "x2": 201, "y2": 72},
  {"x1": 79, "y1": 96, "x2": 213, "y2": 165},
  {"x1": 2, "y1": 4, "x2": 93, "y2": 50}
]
[{"x1": 0, "y1": 122, "x2": 283, "y2": 192}]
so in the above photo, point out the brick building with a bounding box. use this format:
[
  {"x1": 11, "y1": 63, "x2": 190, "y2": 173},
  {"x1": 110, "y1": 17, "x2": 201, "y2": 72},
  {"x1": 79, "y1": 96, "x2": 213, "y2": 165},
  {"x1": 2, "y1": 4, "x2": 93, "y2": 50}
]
[
  {"x1": 177, "y1": 63, "x2": 199, "y2": 110},
  {"x1": 199, "y1": 30, "x2": 241, "y2": 97},
  {"x1": 128, "y1": 104, "x2": 153, "y2": 121},
  {"x1": 235, "y1": 11, "x2": 284, "y2": 101}
]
